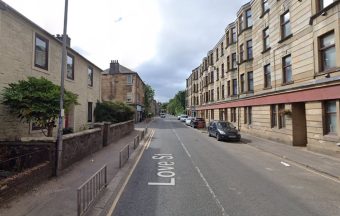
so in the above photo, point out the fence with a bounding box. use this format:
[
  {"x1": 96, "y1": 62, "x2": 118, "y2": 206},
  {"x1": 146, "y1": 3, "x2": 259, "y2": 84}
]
[
  {"x1": 77, "y1": 165, "x2": 107, "y2": 216},
  {"x1": 133, "y1": 135, "x2": 140, "y2": 150},
  {"x1": 0, "y1": 148, "x2": 50, "y2": 180},
  {"x1": 119, "y1": 144, "x2": 130, "y2": 168}
]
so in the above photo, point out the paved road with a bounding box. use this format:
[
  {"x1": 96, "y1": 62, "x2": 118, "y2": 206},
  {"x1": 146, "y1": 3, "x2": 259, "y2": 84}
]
[{"x1": 112, "y1": 116, "x2": 340, "y2": 216}]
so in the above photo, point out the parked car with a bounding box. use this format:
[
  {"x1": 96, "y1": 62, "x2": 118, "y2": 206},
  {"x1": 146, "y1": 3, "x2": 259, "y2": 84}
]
[
  {"x1": 160, "y1": 113, "x2": 166, "y2": 118},
  {"x1": 178, "y1": 114, "x2": 185, "y2": 120},
  {"x1": 208, "y1": 121, "x2": 241, "y2": 141},
  {"x1": 180, "y1": 115, "x2": 188, "y2": 122},
  {"x1": 190, "y1": 117, "x2": 206, "y2": 128},
  {"x1": 185, "y1": 117, "x2": 194, "y2": 126}
]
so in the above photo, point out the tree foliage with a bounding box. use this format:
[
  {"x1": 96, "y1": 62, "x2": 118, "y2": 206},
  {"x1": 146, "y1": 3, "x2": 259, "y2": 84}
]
[
  {"x1": 144, "y1": 84, "x2": 155, "y2": 114},
  {"x1": 94, "y1": 101, "x2": 134, "y2": 123},
  {"x1": 2, "y1": 77, "x2": 78, "y2": 136},
  {"x1": 166, "y1": 90, "x2": 186, "y2": 115}
]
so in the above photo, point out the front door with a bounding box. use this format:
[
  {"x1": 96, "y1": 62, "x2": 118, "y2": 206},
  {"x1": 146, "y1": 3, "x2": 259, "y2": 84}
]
[{"x1": 292, "y1": 103, "x2": 307, "y2": 146}]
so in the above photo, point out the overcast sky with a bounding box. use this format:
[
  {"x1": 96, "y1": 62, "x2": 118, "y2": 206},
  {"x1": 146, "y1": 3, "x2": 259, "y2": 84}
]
[{"x1": 5, "y1": 0, "x2": 248, "y2": 102}]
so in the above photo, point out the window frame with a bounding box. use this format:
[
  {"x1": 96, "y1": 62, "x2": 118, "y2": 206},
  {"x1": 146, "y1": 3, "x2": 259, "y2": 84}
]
[
  {"x1": 319, "y1": 31, "x2": 336, "y2": 72},
  {"x1": 282, "y1": 55, "x2": 292, "y2": 84},
  {"x1": 232, "y1": 53, "x2": 237, "y2": 69},
  {"x1": 232, "y1": 79, "x2": 238, "y2": 96},
  {"x1": 246, "y1": 40, "x2": 253, "y2": 60},
  {"x1": 240, "y1": 44, "x2": 244, "y2": 63},
  {"x1": 280, "y1": 10, "x2": 292, "y2": 40},
  {"x1": 264, "y1": 64, "x2": 271, "y2": 88},
  {"x1": 263, "y1": 27, "x2": 270, "y2": 51},
  {"x1": 88, "y1": 66, "x2": 93, "y2": 87},
  {"x1": 271, "y1": 105, "x2": 277, "y2": 128},
  {"x1": 278, "y1": 104, "x2": 286, "y2": 129},
  {"x1": 246, "y1": 9, "x2": 252, "y2": 28},
  {"x1": 66, "y1": 53, "x2": 75, "y2": 80},
  {"x1": 34, "y1": 34, "x2": 49, "y2": 70},
  {"x1": 262, "y1": 0, "x2": 269, "y2": 14},
  {"x1": 247, "y1": 71, "x2": 254, "y2": 92},
  {"x1": 88, "y1": 102, "x2": 93, "y2": 123},
  {"x1": 324, "y1": 100, "x2": 337, "y2": 135},
  {"x1": 240, "y1": 74, "x2": 245, "y2": 93}
]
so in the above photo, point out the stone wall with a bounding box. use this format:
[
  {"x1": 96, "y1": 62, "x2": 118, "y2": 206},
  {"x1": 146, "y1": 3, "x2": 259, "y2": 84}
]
[
  {"x1": 61, "y1": 128, "x2": 103, "y2": 170},
  {"x1": 107, "y1": 120, "x2": 134, "y2": 145}
]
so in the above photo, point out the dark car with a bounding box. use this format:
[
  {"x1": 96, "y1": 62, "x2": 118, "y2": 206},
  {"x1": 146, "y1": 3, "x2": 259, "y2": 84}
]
[
  {"x1": 208, "y1": 121, "x2": 241, "y2": 141},
  {"x1": 190, "y1": 117, "x2": 206, "y2": 128}
]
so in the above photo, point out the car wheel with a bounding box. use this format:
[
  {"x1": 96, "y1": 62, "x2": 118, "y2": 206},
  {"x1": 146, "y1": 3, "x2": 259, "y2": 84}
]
[
  {"x1": 208, "y1": 131, "x2": 212, "y2": 137},
  {"x1": 216, "y1": 133, "x2": 221, "y2": 141}
]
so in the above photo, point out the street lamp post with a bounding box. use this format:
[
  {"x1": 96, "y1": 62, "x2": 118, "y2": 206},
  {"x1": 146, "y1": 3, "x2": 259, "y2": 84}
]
[{"x1": 56, "y1": 0, "x2": 68, "y2": 176}]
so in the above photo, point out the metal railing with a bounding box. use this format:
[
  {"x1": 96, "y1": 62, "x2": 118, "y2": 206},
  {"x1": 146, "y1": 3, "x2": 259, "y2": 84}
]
[
  {"x1": 77, "y1": 165, "x2": 107, "y2": 216},
  {"x1": 119, "y1": 144, "x2": 130, "y2": 168}
]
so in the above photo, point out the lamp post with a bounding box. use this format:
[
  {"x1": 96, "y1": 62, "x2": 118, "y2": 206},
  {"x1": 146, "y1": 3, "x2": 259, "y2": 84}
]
[{"x1": 56, "y1": 0, "x2": 68, "y2": 176}]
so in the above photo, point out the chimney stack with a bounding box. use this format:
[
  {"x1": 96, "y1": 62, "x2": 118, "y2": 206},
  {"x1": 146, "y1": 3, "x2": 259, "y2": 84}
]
[
  {"x1": 56, "y1": 34, "x2": 71, "y2": 47},
  {"x1": 109, "y1": 60, "x2": 120, "y2": 74}
]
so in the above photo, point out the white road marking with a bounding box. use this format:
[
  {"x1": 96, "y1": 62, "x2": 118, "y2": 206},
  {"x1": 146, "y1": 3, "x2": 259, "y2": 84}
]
[
  {"x1": 280, "y1": 161, "x2": 291, "y2": 167},
  {"x1": 172, "y1": 129, "x2": 228, "y2": 216}
]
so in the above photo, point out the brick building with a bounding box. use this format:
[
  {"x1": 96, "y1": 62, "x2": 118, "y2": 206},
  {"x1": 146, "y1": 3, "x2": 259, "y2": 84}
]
[
  {"x1": 102, "y1": 60, "x2": 145, "y2": 122},
  {"x1": 186, "y1": 0, "x2": 340, "y2": 157},
  {"x1": 0, "y1": 1, "x2": 103, "y2": 140}
]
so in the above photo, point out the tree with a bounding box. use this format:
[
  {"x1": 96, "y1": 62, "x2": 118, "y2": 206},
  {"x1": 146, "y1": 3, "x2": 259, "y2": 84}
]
[
  {"x1": 2, "y1": 77, "x2": 78, "y2": 137},
  {"x1": 166, "y1": 90, "x2": 186, "y2": 115},
  {"x1": 94, "y1": 101, "x2": 134, "y2": 123},
  {"x1": 144, "y1": 84, "x2": 155, "y2": 115}
]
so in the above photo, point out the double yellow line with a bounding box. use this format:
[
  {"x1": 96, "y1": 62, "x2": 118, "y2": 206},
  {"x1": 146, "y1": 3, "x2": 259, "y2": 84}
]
[{"x1": 106, "y1": 128, "x2": 155, "y2": 216}]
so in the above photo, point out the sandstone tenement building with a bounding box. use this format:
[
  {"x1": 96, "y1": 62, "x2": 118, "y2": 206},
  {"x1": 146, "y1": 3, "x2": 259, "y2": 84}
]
[
  {"x1": 102, "y1": 60, "x2": 145, "y2": 122},
  {"x1": 186, "y1": 0, "x2": 340, "y2": 157},
  {"x1": 0, "y1": 1, "x2": 103, "y2": 140}
]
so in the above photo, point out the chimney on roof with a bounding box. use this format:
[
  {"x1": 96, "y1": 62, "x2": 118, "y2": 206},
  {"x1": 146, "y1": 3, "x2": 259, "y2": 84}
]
[
  {"x1": 56, "y1": 34, "x2": 71, "y2": 47},
  {"x1": 109, "y1": 60, "x2": 120, "y2": 74}
]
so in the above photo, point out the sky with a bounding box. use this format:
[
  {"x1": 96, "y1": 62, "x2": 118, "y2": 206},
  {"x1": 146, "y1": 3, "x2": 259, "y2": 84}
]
[{"x1": 4, "y1": 0, "x2": 249, "y2": 102}]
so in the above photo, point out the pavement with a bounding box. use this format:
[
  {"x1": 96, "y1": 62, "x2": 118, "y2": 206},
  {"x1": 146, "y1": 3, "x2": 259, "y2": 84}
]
[
  {"x1": 199, "y1": 128, "x2": 340, "y2": 180},
  {"x1": 0, "y1": 120, "x2": 151, "y2": 216}
]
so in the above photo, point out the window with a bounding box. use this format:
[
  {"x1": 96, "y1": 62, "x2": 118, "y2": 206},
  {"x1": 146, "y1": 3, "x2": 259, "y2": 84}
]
[
  {"x1": 127, "y1": 75, "x2": 133, "y2": 84},
  {"x1": 231, "y1": 108, "x2": 237, "y2": 122},
  {"x1": 246, "y1": 9, "x2": 252, "y2": 27},
  {"x1": 271, "y1": 105, "x2": 277, "y2": 128},
  {"x1": 217, "y1": 87, "x2": 220, "y2": 100},
  {"x1": 211, "y1": 89, "x2": 214, "y2": 101},
  {"x1": 227, "y1": 56, "x2": 230, "y2": 70},
  {"x1": 231, "y1": 27, "x2": 237, "y2": 43},
  {"x1": 210, "y1": 72, "x2": 214, "y2": 83},
  {"x1": 282, "y1": 55, "x2": 292, "y2": 84},
  {"x1": 232, "y1": 79, "x2": 237, "y2": 96},
  {"x1": 281, "y1": 11, "x2": 291, "y2": 39},
  {"x1": 264, "y1": 64, "x2": 271, "y2": 88},
  {"x1": 221, "y1": 43, "x2": 224, "y2": 56},
  {"x1": 247, "y1": 71, "x2": 254, "y2": 92},
  {"x1": 88, "y1": 67, "x2": 93, "y2": 87},
  {"x1": 262, "y1": 0, "x2": 269, "y2": 13},
  {"x1": 126, "y1": 92, "x2": 132, "y2": 102},
  {"x1": 222, "y1": 85, "x2": 225, "y2": 99},
  {"x1": 263, "y1": 27, "x2": 270, "y2": 51},
  {"x1": 318, "y1": 0, "x2": 334, "y2": 11},
  {"x1": 239, "y1": 15, "x2": 244, "y2": 32},
  {"x1": 248, "y1": 107, "x2": 252, "y2": 125},
  {"x1": 232, "y1": 53, "x2": 237, "y2": 69},
  {"x1": 247, "y1": 40, "x2": 253, "y2": 60},
  {"x1": 211, "y1": 109, "x2": 214, "y2": 120},
  {"x1": 240, "y1": 74, "x2": 245, "y2": 93},
  {"x1": 319, "y1": 31, "x2": 336, "y2": 71},
  {"x1": 34, "y1": 34, "x2": 49, "y2": 70},
  {"x1": 216, "y1": 68, "x2": 219, "y2": 81},
  {"x1": 227, "y1": 81, "x2": 231, "y2": 96},
  {"x1": 221, "y1": 64, "x2": 225, "y2": 78},
  {"x1": 216, "y1": 48, "x2": 219, "y2": 61},
  {"x1": 226, "y1": 30, "x2": 230, "y2": 47},
  {"x1": 324, "y1": 100, "x2": 337, "y2": 134},
  {"x1": 88, "y1": 102, "x2": 93, "y2": 122},
  {"x1": 244, "y1": 107, "x2": 248, "y2": 124},
  {"x1": 278, "y1": 104, "x2": 286, "y2": 129},
  {"x1": 240, "y1": 44, "x2": 244, "y2": 62},
  {"x1": 67, "y1": 54, "x2": 74, "y2": 80}
]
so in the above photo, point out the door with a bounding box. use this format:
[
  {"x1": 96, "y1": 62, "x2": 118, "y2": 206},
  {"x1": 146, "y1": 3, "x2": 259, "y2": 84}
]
[{"x1": 292, "y1": 103, "x2": 307, "y2": 146}]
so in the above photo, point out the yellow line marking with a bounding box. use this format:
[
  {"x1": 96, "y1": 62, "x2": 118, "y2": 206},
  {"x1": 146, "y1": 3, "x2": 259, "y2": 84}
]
[
  {"x1": 106, "y1": 129, "x2": 154, "y2": 216},
  {"x1": 146, "y1": 129, "x2": 155, "y2": 149}
]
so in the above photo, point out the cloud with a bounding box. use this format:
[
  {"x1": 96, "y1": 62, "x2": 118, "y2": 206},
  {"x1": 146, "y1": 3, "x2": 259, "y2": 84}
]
[{"x1": 136, "y1": 0, "x2": 249, "y2": 102}]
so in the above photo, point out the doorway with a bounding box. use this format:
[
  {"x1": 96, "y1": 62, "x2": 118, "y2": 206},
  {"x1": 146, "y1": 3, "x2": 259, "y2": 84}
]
[{"x1": 292, "y1": 103, "x2": 307, "y2": 146}]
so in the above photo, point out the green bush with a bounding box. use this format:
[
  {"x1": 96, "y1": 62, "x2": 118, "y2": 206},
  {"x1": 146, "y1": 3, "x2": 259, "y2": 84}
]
[{"x1": 94, "y1": 101, "x2": 134, "y2": 123}]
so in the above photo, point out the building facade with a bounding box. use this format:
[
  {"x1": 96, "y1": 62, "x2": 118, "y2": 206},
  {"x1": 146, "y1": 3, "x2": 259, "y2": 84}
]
[
  {"x1": 186, "y1": 0, "x2": 340, "y2": 157},
  {"x1": 0, "y1": 1, "x2": 102, "y2": 140},
  {"x1": 101, "y1": 60, "x2": 145, "y2": 122}
]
